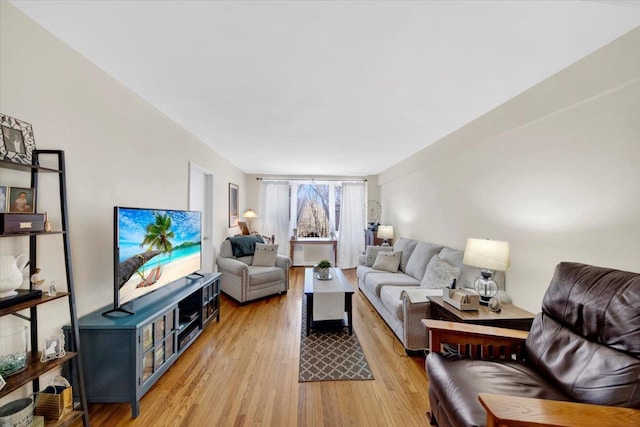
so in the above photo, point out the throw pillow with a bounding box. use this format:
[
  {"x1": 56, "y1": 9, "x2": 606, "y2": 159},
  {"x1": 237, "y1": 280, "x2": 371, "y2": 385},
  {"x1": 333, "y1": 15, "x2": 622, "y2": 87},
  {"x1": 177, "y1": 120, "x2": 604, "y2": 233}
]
[
  {"x1": 371, "y1": 251, "x2": 402, "y2": 273},
  {"x1": 421, "y1": 255, "x2": 460, "y2": 289},
  {"x1": 364, "y1": 245, "x2": 393, "y2": 267},
  {"x1": 252, "y1": 243, "x2": 279, "y2": 267}
]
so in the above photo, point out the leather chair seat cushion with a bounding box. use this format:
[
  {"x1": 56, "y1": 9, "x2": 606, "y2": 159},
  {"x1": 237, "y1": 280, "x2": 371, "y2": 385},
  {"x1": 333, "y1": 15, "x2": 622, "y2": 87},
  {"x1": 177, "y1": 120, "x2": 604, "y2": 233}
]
[
  {"x1": 247, "y1": 266, "x2": 284, "y2": 286},
  {"x1": 426, "y1": 353, "x2": 570, "y2": 427}
]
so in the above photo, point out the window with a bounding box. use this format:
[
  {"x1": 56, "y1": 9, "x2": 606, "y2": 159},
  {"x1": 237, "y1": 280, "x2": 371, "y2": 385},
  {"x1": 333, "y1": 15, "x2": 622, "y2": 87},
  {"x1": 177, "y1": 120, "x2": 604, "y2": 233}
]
[{"x1": 294, "y1": 183, "x2": 341, "y2": 237}]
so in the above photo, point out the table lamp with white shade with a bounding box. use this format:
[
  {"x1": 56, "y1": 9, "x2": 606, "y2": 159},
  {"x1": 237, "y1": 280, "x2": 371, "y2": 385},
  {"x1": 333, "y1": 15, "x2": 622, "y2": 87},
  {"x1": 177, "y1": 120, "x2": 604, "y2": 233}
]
[
  {"x1": 462, "y1": 238, "x2": 510, "y2": 305},
  {"x1": 243, "y1": 209, "x2": 257, "y2": 232},
  {"x1": 377, "y1": 225, "x2": 394, "y2": 246}
]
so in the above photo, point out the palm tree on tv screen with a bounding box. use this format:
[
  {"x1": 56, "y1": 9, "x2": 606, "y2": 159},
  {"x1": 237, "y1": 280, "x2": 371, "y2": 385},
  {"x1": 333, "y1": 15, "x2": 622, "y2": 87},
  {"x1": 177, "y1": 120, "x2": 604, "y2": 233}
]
[
  {"x1": 141, "y1": 212, "x2": 175, "y2": 254},
  {"x1": 118, "y1": 212, "x2": 175, "y2": 288}
]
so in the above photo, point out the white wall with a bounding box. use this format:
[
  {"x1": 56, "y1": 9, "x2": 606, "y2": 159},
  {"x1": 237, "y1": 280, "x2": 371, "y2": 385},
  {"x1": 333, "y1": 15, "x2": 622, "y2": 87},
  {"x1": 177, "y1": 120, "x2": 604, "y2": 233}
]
[
  {"x1": 378, "y1": 28, "x2": 640, "y2": 312},
  {"x1": 0, "y1": 0, "x2": 245, "y2": 354}
]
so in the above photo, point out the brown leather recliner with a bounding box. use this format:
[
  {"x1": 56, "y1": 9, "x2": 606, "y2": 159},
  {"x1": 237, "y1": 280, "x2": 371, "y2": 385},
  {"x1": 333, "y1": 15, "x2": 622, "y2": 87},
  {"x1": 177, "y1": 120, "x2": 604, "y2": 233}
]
[{"x1": 425, "y1": 262, "x2": 640, "y2": 427}]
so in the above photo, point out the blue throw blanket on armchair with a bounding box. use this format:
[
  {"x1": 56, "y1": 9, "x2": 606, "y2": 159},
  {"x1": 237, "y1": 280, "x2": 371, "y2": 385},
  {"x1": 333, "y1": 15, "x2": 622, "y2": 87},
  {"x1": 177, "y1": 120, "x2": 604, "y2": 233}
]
[{"x1": 226, "y1": 235, "x2": 265, "y2": 257}]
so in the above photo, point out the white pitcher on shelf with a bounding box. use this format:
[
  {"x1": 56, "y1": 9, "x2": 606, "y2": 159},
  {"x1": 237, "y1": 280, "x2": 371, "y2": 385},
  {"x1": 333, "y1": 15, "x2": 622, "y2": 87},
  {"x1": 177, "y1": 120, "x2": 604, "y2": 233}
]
[{"x1": 0, "y1": 254, "x2": 28, "y2": 298}]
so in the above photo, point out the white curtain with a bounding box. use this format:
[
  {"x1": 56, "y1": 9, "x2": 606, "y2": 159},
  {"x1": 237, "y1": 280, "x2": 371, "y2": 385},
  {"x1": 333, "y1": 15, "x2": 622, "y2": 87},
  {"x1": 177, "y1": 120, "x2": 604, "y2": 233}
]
[
  {"x1": 259, "y1": 181, "x2": 290, "y2": 255},
  {"x1": 337, "y1": 182, "x2": 366, "y2": 268}
]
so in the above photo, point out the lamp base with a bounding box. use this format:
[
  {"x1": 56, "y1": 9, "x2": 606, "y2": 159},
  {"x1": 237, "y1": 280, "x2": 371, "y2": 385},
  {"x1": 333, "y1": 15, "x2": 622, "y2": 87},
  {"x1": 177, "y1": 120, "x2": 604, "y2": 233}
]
[{"x1": 479, "y1": 296, "x2": 491, "y2": 306}]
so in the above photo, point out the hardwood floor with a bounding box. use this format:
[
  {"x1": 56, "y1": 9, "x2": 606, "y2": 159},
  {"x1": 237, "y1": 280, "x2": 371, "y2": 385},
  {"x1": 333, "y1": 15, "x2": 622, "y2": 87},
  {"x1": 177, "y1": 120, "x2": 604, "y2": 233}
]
[{"x1": 78, "y1": 268, "x2": 430, "y2": 426}]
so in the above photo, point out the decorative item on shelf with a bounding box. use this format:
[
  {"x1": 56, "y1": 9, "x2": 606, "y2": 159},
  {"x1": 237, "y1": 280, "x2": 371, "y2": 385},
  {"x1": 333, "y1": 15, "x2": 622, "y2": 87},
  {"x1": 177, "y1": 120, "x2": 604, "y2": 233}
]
[
  {"x1": 0, "y1": 212, "x2": 45, "y2": 235},
  {"x1": 0, "y1": 186, "x2": 6, "y2": 213},
  {"x1": 443, "y1": 287, "x2": 480, "y2": 311},
  {"x1": 43, "y1": 211, "x2": 52, "y2": 232},
  {"x1": 0, "y1": 374, "x2": 5, "y2": 391},
  {"x1": 0, "y1": 325, "x2": 28, "y2": 377},
  {"x1": 487, "y1": 297, "x2": 502, "y2": 312},
  {"x1": 462, "y1": 238, "x2": 510, "y2": 306},
  {"x1": 0, "y1": 397, "x2": 34, "y2": 427},
  {"x1": 316, "y1": 260, "x2": 332, "y2": 280},
  {"x1": 0, "y1": 113, "x2": 37, "y2": 165},
  {"x1": 47, "y1": 281, "x2": 57, "y2": 297},
  {"x1": 377, "y1": 225, "x2": 394, "y2": 246},
  {"x1": 243, "y1": 209, "x2": 257, "y2": 232},
  {"x1": 237, "y1": 221, "x2": 250, "y2": 235},
  {"x1": 31, "y1": 267, "x2": 44, "y2": 290},
  {"x1": 0, "y1": 254, "x2": 28, "y2": 298},
  {"x1": 40, "y1": 334, "x2": 65, "y2": 363},
  {"x1": 34, "y1": 375, "x2": 72, "y2": 421},
  {"x1": 291, "y1": 227, "x2": 298, "y2": 240},
  {"x1": 7, "y1": 186, "x2": 35, "y2": 214}
]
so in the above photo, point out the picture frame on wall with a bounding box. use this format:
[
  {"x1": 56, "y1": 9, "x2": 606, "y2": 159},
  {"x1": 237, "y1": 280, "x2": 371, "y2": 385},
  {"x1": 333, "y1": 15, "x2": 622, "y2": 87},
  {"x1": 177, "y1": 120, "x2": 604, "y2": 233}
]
[
  {"x1": 0, "y1": 114, "x2": 37, "y2": 165},
  {"x1": 0, "y1": 186, "x2": 6, "y2": 213},
  {"x1": 229, "y1": 183, "x2": 239, "y2": 227},
  {"x1": 7, "y1": 186, "x2": 35, "y2": 213}
]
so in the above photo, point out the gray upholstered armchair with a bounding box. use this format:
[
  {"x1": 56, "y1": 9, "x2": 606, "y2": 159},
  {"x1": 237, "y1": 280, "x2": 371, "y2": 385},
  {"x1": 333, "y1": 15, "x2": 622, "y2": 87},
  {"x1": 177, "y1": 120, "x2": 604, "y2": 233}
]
[{"x1": 216, "y1": 237, "x2": 291, "y2": 303}]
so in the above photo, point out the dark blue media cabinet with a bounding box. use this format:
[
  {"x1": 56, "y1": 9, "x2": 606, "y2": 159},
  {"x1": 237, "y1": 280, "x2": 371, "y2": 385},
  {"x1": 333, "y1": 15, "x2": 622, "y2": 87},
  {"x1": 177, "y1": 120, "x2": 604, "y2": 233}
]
[{"x1": 64, "y1": 273, "x2": 220, "y2": 417}]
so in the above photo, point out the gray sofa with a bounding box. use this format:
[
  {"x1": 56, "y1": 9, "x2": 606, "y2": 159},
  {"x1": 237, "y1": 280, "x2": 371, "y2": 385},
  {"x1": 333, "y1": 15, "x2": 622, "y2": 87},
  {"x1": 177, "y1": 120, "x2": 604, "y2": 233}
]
[{"x1": 357, "y1": 237, "x2": 510, "y2": 351}]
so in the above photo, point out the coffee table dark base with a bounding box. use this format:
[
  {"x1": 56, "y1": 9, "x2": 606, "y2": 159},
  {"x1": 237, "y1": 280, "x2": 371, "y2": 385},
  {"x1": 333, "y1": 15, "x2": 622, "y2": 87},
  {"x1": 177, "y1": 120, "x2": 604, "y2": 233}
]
[
  {"x1": 305, "y1": 293, "x2": 353, "y2": 336},
  {"x1": 304, "y1": 268, "x2": 354, "y2": 336}
]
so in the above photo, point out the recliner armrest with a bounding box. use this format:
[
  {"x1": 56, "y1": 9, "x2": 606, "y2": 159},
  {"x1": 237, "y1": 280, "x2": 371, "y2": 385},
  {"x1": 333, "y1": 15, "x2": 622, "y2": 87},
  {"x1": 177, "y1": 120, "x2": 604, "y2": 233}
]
[
  {"x1": 216, "y1": 257, "x2": 249, "y2": 275},
  {"x1": 422, "y1": 319, "x2": 528, "y2": 360},
  {"x1": 478, "y1": 393, "x2": 640, "y2": 427}
]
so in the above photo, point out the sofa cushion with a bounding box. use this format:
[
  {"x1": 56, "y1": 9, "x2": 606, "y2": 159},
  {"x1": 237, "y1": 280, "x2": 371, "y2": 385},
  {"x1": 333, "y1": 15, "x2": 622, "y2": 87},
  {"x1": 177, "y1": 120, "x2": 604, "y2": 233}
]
[
  {"x1": 372, "y1": 251, "x2": 402, "y2": 273},
  {"x1": 404, "y1": 242, "x2": 444, "y2": 281},
  {"x1": 364, "y1": 245, "x2": 393, "y2": 267},
  {"x1": 252, "y1": 243, "x2": 278, "y2": 266},
  {"x1": 356, "y1": 264, "x2": 380, "y2": 283},
  {"x1": 421, "y1": 255, "x2": 460, "y2": 289},
  {"x1": 247, "y1": 266, "x2": 284, "y2": 286},
  {"x1": 364, "y1": 272, "x2": 420, "y2": 297},
  {"x1": 427, "y1": 353, "x2": 571, "y2": 427},
  {"x1": 393, "y1": 238, "x2": 418, "y2": 273},
  {"x1": 438, "y1": 247, "x2": 505, "y2": 290}
]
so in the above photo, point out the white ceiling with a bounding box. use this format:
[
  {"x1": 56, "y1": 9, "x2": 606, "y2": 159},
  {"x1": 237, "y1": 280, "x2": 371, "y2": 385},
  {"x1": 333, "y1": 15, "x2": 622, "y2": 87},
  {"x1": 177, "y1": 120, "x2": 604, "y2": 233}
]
[{"x1": 9, "y1": 1, "x2": 640, "y2": 176}]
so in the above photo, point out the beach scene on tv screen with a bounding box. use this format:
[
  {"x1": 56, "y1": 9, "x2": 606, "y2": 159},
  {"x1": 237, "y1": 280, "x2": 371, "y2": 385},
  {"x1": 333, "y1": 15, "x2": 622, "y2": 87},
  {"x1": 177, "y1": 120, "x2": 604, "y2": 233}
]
[{"x1": 118, "y1": 208, "x2": 201, "y2": 305}]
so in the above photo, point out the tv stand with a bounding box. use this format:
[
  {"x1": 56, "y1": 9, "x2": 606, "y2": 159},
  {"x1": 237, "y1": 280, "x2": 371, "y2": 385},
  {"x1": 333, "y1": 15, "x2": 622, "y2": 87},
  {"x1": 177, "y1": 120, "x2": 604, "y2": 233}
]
[
  {"x1": 64, "y1": 272, "x2": 220, "y2": 417},
  {"x1": 101, "y1": 306, "x2": 135, "y2": 317}
]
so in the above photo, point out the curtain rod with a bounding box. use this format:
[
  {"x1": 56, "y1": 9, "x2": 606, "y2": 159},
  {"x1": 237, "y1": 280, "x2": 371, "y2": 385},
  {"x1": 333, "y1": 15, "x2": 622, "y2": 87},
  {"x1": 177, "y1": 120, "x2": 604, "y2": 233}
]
[{"x1": 256, "y1": 177, "x2": 367, "y2": 183}]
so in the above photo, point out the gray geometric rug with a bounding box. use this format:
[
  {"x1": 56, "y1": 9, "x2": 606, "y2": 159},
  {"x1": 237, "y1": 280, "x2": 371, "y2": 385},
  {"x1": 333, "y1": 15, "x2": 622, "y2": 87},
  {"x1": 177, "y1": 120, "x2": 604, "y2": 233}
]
[{"x1": 299, "y1": 298, "x2": 374, "y2": 382}]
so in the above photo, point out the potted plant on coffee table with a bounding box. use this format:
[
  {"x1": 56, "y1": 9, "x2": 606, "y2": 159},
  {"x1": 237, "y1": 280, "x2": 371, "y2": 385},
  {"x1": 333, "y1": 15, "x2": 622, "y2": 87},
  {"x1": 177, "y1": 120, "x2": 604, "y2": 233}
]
[{"x1": 316, "y1": 260, "x2": 331, "y2": 279}]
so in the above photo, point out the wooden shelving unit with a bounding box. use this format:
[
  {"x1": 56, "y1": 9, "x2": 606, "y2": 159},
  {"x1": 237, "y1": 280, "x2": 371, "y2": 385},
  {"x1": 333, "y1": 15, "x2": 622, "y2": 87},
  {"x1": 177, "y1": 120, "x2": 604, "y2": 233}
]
[{"x1": 0, "y1": 151, "x2": 89, "y2": 426}]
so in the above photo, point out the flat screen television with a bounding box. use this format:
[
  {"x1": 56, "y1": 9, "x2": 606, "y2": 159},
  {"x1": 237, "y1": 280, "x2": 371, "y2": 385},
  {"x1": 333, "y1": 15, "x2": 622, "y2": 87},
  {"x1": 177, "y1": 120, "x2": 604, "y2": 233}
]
[{"x1": 106, "y1": 206, "x2": 202, "y2": 315}]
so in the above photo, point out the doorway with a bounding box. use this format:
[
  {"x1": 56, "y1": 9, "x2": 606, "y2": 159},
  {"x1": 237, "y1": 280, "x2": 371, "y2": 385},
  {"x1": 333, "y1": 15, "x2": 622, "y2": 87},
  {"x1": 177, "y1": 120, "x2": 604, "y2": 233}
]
[{"x1": 189, "y1": 163, "x2": 214, "y2": 273}]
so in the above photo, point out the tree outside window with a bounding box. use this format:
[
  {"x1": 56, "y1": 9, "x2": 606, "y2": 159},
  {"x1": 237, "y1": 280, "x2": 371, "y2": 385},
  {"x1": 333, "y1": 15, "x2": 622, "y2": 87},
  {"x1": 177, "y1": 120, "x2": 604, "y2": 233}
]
[{"x1": 295, "y1": 184, "x2": 341, "y2": 237}]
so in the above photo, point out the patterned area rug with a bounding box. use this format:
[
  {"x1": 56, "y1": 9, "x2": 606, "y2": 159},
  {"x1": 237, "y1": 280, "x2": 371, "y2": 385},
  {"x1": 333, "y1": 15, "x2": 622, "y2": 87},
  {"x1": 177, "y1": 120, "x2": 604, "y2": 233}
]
[{"x1": 299, "y1": 299, "x2": 374, "y2": 382}]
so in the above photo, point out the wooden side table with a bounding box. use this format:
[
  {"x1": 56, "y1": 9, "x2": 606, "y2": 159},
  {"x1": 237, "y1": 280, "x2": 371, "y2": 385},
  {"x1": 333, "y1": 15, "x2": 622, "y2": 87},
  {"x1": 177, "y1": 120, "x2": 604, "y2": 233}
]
[
  {"x1": 290, "y1": 238, "x2": 338, "y2": 266},
  {"x1": 428, "y1": 296, "x2": 535, "y2": 331}
]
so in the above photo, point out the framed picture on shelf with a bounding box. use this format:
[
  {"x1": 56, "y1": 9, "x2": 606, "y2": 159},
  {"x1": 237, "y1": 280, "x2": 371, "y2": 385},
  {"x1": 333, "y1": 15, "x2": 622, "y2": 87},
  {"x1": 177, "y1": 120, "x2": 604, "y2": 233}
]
[
  {"x1": 40, "y1": 334, "x2": 66, "y2": 363},
  {"x1": 229, "y1": 183, "x2": 239, "y2": 227},
  {"x1": 0, "y1": 186, "x2": 7, "y2": 213},
  {"x1": 238, "y1": 221, "x2": 250, "y2": 235},
  {"x1": 7, "y1": 186, "x2": 35, "y2": 213},
  {"x1": 0, "y1": 114, "x2": 37, "y2": 165}
]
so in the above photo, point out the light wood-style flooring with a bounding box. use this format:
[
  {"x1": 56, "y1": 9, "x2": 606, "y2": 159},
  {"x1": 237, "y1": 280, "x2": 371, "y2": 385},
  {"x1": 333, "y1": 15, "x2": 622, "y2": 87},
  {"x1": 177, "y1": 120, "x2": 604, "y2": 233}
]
[{"x1": 78, "y1": 268, "x2": 430, "y2": 426}]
